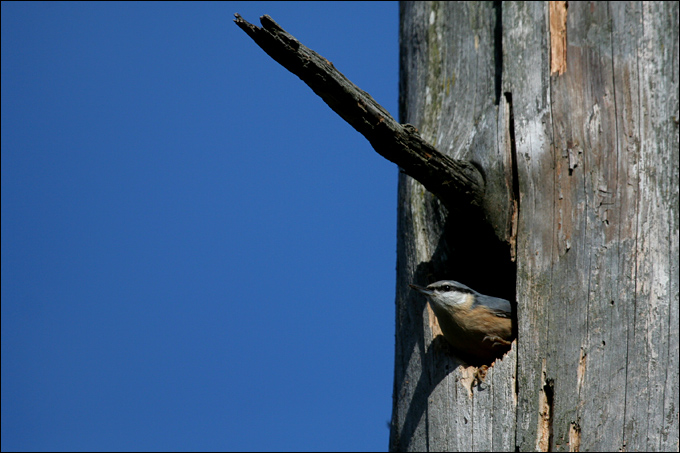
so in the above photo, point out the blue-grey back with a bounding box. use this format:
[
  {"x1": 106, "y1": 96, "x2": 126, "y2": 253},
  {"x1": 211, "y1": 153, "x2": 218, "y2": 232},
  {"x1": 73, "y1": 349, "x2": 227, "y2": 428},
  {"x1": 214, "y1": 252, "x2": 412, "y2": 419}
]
[{"x1": 473, "y1": 294, "x2": 512, "y2": 318}]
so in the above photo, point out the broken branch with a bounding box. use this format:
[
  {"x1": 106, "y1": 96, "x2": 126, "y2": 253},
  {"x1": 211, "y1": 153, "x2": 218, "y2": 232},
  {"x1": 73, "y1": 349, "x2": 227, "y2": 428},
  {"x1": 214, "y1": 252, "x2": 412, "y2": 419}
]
[{"x1": 234, "y1": 14, "x2": 485, "y2": 212}]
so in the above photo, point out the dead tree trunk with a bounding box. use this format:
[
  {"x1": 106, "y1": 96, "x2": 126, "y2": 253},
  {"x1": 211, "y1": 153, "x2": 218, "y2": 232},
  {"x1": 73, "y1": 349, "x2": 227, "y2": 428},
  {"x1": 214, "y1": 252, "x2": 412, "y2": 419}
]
[
  {"x1": 235, "y1": 2, "x2": 678, "y2": 451},
  {"x1": 390, "y1": 2, "x2": 679, "y2": 452}
]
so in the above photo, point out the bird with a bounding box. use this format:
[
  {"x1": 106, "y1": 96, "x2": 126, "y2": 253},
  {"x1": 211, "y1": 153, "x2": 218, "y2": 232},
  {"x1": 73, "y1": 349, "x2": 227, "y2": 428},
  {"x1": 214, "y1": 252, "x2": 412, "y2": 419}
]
[{"x1": 409, "y1": 280, "x2": 514, "y2": 364}]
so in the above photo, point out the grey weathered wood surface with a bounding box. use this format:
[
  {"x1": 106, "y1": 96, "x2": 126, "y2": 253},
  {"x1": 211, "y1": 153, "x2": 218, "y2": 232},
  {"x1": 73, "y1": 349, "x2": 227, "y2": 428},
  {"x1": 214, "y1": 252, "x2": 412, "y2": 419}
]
[{"x1": 392, "y1": 1, "x2": 679, "y2": 451}]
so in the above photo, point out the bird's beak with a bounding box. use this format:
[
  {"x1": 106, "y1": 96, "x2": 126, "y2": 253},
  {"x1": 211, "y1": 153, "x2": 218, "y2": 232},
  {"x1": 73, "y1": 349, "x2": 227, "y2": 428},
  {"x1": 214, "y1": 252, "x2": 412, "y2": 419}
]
[{"x1": 409, "y1": 283, "x2": 433, "y2": 295}]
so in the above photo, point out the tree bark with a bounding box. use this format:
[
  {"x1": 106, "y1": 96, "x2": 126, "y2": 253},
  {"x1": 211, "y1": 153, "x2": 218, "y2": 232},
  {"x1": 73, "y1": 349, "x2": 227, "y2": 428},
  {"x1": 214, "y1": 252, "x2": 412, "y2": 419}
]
[{"x1": 391, "y1": 1, "x2": 679, "y2": 452}]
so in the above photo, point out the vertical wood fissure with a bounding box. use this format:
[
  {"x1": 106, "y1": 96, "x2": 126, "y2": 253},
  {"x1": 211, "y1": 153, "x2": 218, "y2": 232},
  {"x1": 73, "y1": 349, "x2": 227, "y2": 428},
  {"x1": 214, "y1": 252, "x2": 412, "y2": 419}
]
[
  {"x1": 607, "y1": 3, "x2": 630, "y2": 444},
  {"x1": 544, "y1": 14, "x2": 558, "y2": 448},
  {"x1": 504, "y1": 90, "x2": 522, "y2": 451},
  {"x1": 633, "y1": 3, "x2": 647, "y2": 446}
]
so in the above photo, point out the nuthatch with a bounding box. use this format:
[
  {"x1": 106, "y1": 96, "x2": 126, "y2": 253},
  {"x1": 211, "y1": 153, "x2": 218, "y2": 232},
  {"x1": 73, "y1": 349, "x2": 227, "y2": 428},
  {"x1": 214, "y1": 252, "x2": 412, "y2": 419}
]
[{"x1": 410, "y1": 280, "x2": 513, "y2": 363}]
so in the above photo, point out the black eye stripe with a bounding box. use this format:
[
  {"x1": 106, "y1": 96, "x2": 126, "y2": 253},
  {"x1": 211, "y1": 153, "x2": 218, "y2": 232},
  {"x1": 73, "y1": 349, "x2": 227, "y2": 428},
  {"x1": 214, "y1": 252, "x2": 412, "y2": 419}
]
[{"x1": 434, "y1": 284, "x2": 473, "y2": 294}]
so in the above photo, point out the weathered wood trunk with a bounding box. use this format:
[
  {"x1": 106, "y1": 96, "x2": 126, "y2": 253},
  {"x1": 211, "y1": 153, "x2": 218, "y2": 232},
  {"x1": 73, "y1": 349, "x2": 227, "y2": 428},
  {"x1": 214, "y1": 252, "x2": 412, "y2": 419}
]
[{"x1": 390, "y1": 2, "x2": 679, "y2": 451}]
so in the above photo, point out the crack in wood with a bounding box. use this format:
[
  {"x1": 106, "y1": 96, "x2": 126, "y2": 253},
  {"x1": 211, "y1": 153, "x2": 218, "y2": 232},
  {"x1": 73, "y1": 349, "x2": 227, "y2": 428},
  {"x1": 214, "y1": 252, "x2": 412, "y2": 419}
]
[
  {"x1": 537, "y1": 375, "x2": 555, "y2": 452},
  {"x1": 569, "y1": 421, "x2": 581, "y2": 452},
  {"x1": 536, "y1": 358, "x2": 555, "y2": 452},
  {"x1": 493, "y1": 1, "x2": 503, "y2": 105},
  {"x1": 504, "y1": 92, "x2": 520, "y2": 264}
]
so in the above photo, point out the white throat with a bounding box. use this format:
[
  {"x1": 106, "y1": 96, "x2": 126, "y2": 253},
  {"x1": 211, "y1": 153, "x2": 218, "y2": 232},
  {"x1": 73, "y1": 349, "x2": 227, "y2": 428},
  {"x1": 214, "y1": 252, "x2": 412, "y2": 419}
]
[{"x1": 438, "y1": 291, "x2": 470, "y2": 307}]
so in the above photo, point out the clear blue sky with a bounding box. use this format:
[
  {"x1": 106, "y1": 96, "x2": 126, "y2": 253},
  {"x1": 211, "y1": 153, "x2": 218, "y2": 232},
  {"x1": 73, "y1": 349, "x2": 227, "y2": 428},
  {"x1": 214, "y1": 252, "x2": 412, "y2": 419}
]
[{"x1": 1, "y1": 2, "x2": 399, "y2": 451}]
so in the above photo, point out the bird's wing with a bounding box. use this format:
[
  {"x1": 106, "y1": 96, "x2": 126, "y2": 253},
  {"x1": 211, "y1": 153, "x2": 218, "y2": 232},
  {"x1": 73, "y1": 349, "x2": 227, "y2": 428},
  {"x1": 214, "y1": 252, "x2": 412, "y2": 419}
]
[{"x1": 474, "y1": 295, "x2": 512, "y2": 318}]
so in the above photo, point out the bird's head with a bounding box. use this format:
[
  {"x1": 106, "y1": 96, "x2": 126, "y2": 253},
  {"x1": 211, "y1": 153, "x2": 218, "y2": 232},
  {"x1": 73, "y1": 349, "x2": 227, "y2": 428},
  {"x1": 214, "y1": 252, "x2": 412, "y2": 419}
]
[{"x1": 409, "y1": 280, "x2": 477, "y2": 309}]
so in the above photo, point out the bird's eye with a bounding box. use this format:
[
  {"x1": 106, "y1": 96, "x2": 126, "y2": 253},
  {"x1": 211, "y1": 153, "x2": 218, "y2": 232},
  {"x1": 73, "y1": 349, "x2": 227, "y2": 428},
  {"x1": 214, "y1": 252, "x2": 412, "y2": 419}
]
[{"x1": 442, "y1": 285, "x2": 451, "y2": 291}]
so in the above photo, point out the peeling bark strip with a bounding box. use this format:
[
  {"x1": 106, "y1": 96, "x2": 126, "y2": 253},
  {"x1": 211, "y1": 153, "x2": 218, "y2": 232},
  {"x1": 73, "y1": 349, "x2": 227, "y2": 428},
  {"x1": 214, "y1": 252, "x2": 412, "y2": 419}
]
[
  {"x1": 234, "y1": 14, "x2": 485, "y2": 213},
  {"x1": 549, "y1": 1, "x2": 567, "y2": 75}
]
